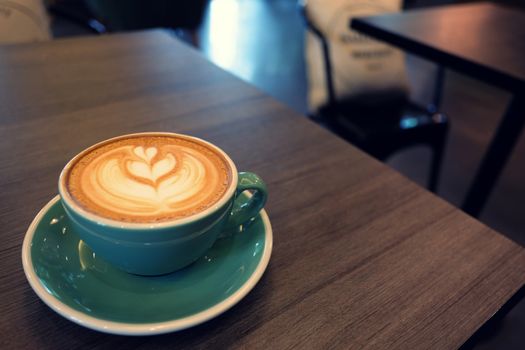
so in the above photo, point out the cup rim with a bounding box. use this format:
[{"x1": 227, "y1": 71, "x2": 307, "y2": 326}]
[{"x1": 58, "y1": 132, "x2": 239, "y2": 230}]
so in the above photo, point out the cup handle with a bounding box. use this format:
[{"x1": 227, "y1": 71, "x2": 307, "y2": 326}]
[{"x1": 225, "y1": 172, "x2": 268, "y2": 230}]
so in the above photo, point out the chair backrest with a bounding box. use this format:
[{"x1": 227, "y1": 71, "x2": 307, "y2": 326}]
[
  {"x1": 304, "y1": 0, "x2": 409, "y2": 113},
  {"x1": 86, "y1": 0, "x2": 207, "y2": 31}
]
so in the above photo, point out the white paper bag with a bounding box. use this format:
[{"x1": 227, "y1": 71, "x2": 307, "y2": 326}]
[
  {"x1": 0, "y1": 0, "x2": 50, "y2": 44},
  {"x1": 306, "y1": 0, "x2": 409, "y2": 112}
]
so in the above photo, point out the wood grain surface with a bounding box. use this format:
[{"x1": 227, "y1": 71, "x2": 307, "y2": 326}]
[
  {"x1": 352, "y1": 2, "x2": 525, "y2": 92},
  {"x1": 1, "y1": 30, "x2": 525, "y2": 349}
]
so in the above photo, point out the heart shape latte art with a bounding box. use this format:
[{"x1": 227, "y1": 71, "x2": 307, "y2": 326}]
[{"x1": 66, "y1": 136, "x2": 231, "y2": 223}]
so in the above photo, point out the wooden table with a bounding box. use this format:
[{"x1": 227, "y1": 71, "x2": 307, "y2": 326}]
[
  {"x1": 351, "y1": 2, "x2": 525, "y2": 218},
  {"x1": 1, "y1": 30, "x2": 525, "y2": 349}
]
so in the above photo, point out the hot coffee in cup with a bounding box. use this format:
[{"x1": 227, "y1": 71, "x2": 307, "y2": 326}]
[
  {"x1": 64, "y1": 134, "x2": 233, "y2": 223},
  {"x1": 59, "y1": 132, "x2": 267, "y2": 275}
]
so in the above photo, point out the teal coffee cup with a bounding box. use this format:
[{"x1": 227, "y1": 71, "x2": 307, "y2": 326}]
[{"x1": 58, "y1": 132, "x2": 267, "y2": 275}]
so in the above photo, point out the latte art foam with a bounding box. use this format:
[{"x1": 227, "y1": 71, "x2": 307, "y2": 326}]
[{"x1": 65, "y1": 135, "x2": 232, "y2": 223}]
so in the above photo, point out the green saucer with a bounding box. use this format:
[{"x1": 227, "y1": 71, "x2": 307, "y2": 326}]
[{"x1": 22, "y1": 195, "x2": 272, "y2": 335}]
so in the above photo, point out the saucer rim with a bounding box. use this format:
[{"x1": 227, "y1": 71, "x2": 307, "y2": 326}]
[{"x1": 21, "y1": 195, "x2": 273, "y2": 336}]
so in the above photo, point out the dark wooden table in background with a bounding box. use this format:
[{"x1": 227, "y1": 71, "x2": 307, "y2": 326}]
[
  {"x1": 352, "y1": 2, "x2": 525, "y2": 218},
  {"x1": 1, "y1": 30, "x2": 525, "y2": 349}
]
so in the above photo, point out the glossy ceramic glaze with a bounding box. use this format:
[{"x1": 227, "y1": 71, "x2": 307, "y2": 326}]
[
  {"x1": 22, "y1": 195, "x2": 272, "y2": 335},
  {"x1": 58, "y1": 133, "x2": 267, "y2": 275}
]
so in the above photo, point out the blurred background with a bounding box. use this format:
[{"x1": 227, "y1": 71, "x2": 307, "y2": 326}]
[
  {"x1": 2, "y1": 0, "x2": 525, "y2": 348},
  {"x1": 34, "y1": 0, "x2": 524, "y2": 245}
]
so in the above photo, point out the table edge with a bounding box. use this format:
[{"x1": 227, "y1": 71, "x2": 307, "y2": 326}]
[{"x1": 350, "y1": 14, "x2": 525, "y2": 93}]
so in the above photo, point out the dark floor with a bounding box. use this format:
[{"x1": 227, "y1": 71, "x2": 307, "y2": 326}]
[{"x1": 51, "y1": 0, "x2": 525, "y2": 348}]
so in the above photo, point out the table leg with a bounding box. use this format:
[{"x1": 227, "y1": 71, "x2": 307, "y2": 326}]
[
  {"x1": 462, "y1": 94, "x2": 525, "y2": 217},
  {"x1": 429, "y1": 65, "x2": 445, "y2": 113}
]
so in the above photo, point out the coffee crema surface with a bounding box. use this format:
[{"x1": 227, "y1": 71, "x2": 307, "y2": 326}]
[{"x1": 65, "y1": 135, "x2": 233, "y2": 223}]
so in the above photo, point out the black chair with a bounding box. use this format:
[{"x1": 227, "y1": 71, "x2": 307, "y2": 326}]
[
  {"x1": 301, "y1": 1, "x2": 448, "y2": 192},
  {"x1": 49, "y1": 0, "x2": 207, "y2": 46}
]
